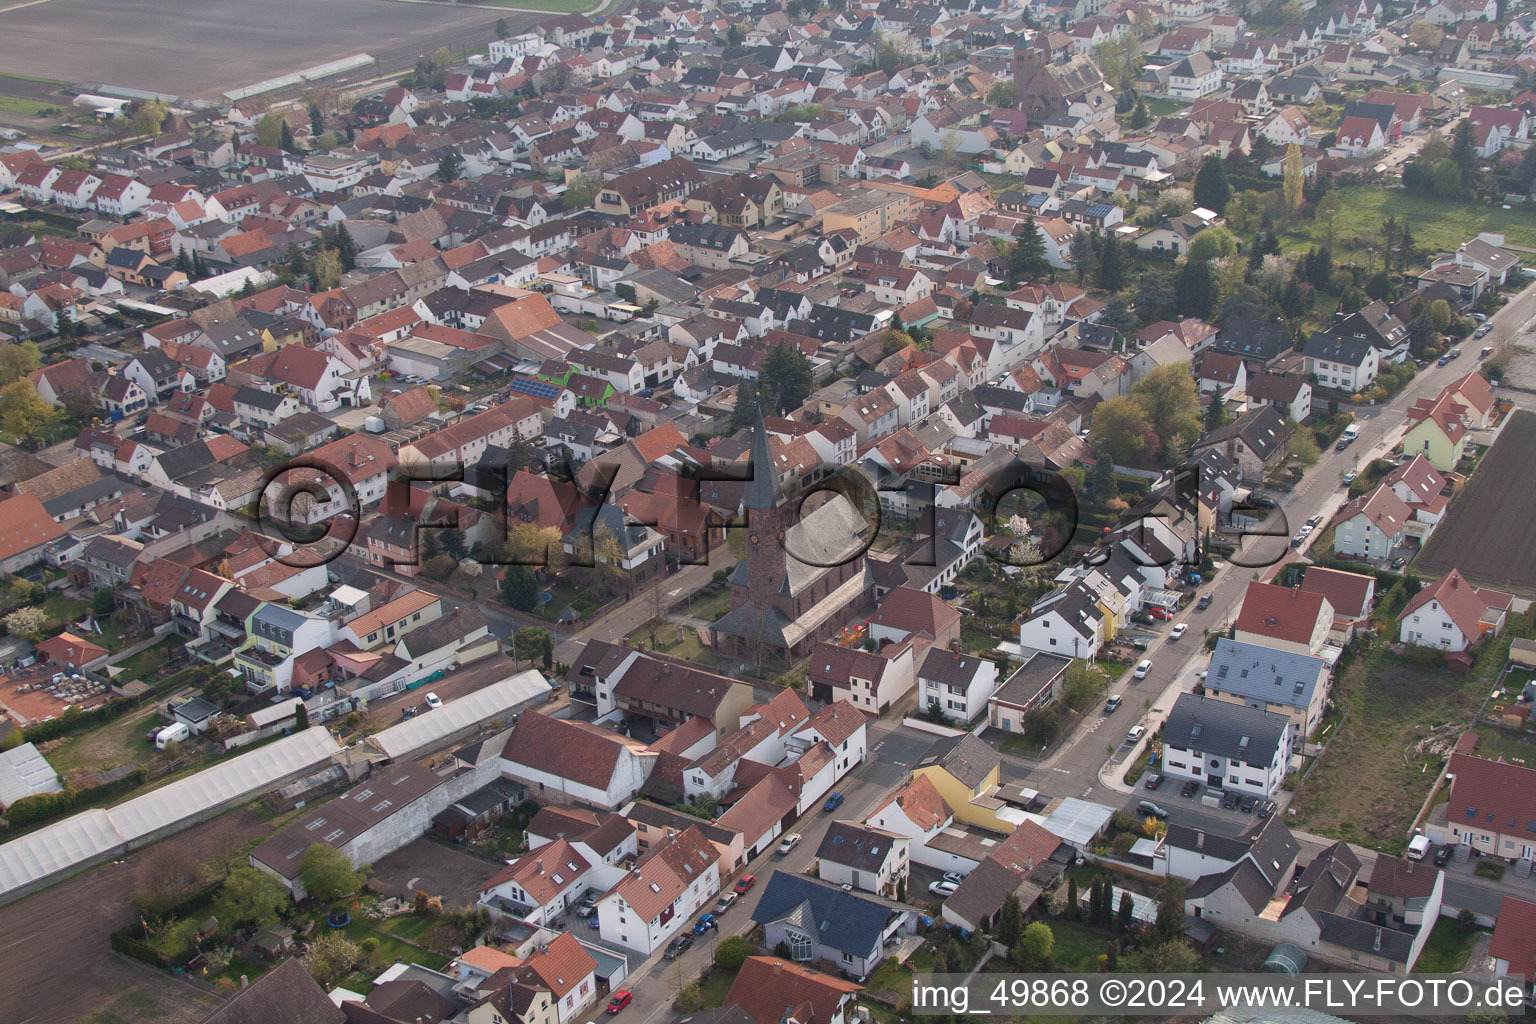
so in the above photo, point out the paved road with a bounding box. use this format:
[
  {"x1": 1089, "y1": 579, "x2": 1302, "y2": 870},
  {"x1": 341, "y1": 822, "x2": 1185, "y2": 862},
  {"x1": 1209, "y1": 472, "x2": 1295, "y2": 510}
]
[
  {"x1": 622, "y1": 720, "x2": 937, "y2": 1024},
  {"x1": 1002, "y1": 283, "x2": 1536, "y2": 814}
]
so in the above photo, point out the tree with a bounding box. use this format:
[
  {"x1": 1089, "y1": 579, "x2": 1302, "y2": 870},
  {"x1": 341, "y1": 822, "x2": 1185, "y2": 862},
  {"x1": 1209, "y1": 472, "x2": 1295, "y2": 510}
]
[
  {"x1": 1193, "y1": 155, "x2": 1231, "y2": 212},
  {"x1": 1010, "y1": 218, "x2": 1049, "y2": 282},
  {"x1": 295, "y1": 703, "x2": 309, "y2": 731},
  {"x1": 312, "y1": 248, "x2": 342, "y2": 290},
  {"x1": 501, "y1": 564, "x2": 540, "y2": 611},
  {"x1": 562, "y1": 183, "x2": 596, "y2": 211},
  {"x1": 714, "y1": 935, "x2": 752, "y2": 969},
  {"x1": 0, "y1": 341, "x2": 40, "y2": 386},
  {"x1": 1452, "y1": 118, "x2": 1477, "y2": 190},
  {"x1": 299, "y1": 843, "x2": 366, "y2": 902},
  {"x1": 514, "y1": 626, "x2": 553, "y2": 671},
  {"x1": 308, "y1": 103, "x2": 325, "y2": 138},
  {"x1": 1147, "y1": 879, "x2": 1187, "y2": 945},
  {"x1": 759, "y1": 342, "x2": 812, "y2": 414},
  {"x1": 1175, "y1": 260, "x2": 1219, "y2": 320},
  {"x1": 303, "y1": 932, "x2": 361, "y2": 989},
  {"x1": 1117, "y1": 890, "x2": 1134, "y2": 933},
  {"x1": 131, "y1": 99, "x2": 169, "y2": 138},
  {"x1": 1205, "y1": 390, "x2": 1230, "y2": 430},
  {"x1": 1065, "y1": 875, "x2": 1079, "y2": 920},
  {"x1": 1097, "y1": 232, "x2": 1126, "y2": 291},
  {"x1": 495, "y1": 17, "x2": 510, "y2": 38},
  {"x1": 875, "y1": 39, "x2": 905, "y2": 76},
  {"x1": 215, "y1": 866, "x2": 287, "y2": 931},
  {"x1": 1130, "y1": 98, "x2": 1150, "y2": 129},
  {"x1": 1010, "y1": 921, "x2": 1054, "y2": 970},
  {"x1": 91, "y1": 588, "x2": 116, "y2": 617},
  {"x1": 1289, "y1": 427, "x2": 1319, "y2": 467},
  {"x1": 0, "y1": 380, "x2": 56, "y2": 443},
  {"x1": 1186, "y1": 227, "x2": 1237, "y2": 264},
  {"x1": 1282, "y1": 143, "x2": 1305, "y2": 212},
  {"x1": 279, "y1": 119, "x2": 297, "y2": 154},
  {"x1": 1158, "y1": 187, "x2": 1195, "y2": 218},
  {"x1": 255, "y1": 111, "x2": 285, "y2": 149},
  {"x1": 437, "y1": 149, "x2": 463, "y2": 183},
  {"x1": 1089, "y1": 395, "x2": 1155, "y2": 466},
  {"x1": 1133, "y1": 364, "x2": 1201, "y2": 457},
  {"x1": 1090, "y1": 454, "x2": 1118, "y2": 506},
  {"x1": 1099, "y1": 297, "x2": 1138, "y2": 335},
  {"x1": 727, "y1": 23, "x2": 746, "y2": 45},
  {"x1": 987, "y1": 81, "x2": 1014, "y2": 107},
  {"x1": 1135, "y1": 269, "x2": 1177, "y2": 320},
  {"x1": 1068, "y1": 229, "x2": 1098, "y2": 285},
  {"x1": 1132, "y1": 938, "x2": 1200, "y2": 972},
  {"x1": 1407, "y1": 20, "x2": 1444, "y2": 47},
  {"x1": 996, "y1": 892, "x2": 1024, "y2": 946},
  {"x1": 1429, "y1": 298, "x2": 1452, "y2": 332}
]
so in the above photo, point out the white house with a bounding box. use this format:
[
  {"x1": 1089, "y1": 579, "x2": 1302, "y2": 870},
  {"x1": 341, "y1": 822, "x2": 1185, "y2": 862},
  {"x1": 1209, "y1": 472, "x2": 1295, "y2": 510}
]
[
  {"x1": 1158, "y1": 693, "x2": 1293, "y2": 799},
  {"x1": 594, "y1": 825, "x2": 719, "y2": 955},
  {"x1": 917, "y1": 648, "x2": 997, "y2": 723},
  {"x1": 1397, "y1": 568, "x2": 1511, "y2": 653},
  {"x1": 499, "y1": 712, "x2": 653, "y2": 810},
  {"x1": 1332, "y1": 486, "x2": 1410, "y2": 562}
]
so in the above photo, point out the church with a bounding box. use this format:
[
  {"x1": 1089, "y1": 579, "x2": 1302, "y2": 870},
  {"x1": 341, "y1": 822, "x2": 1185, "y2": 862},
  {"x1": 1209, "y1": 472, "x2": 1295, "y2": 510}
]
[
  {"x1": 710, "y1": 411, "x2": 872, "y2": 670},
  {"x1": 1010, "y1": 47, "x2": 1111, "y2": 121}
]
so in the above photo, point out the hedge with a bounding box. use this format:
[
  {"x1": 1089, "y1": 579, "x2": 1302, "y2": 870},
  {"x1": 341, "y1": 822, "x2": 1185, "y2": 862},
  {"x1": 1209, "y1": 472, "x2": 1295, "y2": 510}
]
[
  {"x1": 2, "y1": 767, "x2": 149, "y2": 828},
  {"x1": 109, "y1": 929, "x2": 168, "y2": 969},
  {"x1": 21, "y1": 698, "x2": 135, "y2": 743}
]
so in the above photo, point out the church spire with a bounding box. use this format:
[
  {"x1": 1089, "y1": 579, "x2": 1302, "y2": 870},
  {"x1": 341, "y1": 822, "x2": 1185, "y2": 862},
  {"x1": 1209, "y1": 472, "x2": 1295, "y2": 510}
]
[{"x1": 744, "y1": 403, "x2": 780, "y2": 512}]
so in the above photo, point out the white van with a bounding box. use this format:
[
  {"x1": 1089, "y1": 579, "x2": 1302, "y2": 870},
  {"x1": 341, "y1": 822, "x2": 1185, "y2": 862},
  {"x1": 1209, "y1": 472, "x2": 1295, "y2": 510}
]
[
  {"x1": 155, "y1": 722, "x2": 190, "y2": 750},
  {"x1": 1406, "y1": 834, "x2": 1431, "y2": 861},
  {"x1": 1341, "y1": 424, "x2": 1360, "y2": 442}
]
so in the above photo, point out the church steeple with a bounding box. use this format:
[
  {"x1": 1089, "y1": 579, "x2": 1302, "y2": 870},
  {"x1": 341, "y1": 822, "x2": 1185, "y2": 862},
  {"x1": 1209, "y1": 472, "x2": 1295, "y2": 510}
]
[{"x1": 744, "y1": 404, "x2": 781, "y2": 511}]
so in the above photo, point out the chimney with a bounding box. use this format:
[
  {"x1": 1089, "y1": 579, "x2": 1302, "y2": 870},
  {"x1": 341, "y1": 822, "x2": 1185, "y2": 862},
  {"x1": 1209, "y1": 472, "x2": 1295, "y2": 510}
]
[{"x1": 536, "y1": 859, "x2": 543, "y2": 874}]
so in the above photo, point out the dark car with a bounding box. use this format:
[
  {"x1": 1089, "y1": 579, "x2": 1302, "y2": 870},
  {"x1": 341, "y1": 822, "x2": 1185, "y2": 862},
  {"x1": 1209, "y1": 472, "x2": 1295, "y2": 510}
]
[
  {"x1": 1144, "y1": 773, "x2": 1163, "y2": 791},
  {"x1": 824, "y1": 792, "x2": 844, "y2": 812},
  {"x1": 1335, "y1": 439, "x2": 1351, "y2": 452},
  {"x1": 1222, "y1": 791, "x2": 1241, "y2": 809},
  {"x1": 1438, "y1": 354, "x2": 1452, "y2": 367},
  {"x1": 1391, "y1": 556, "x2": 1406, "y2": 569},
  {"x1": 1196, "y1": 593, "x2": 1213, "y2": 611},
  {"x1": 664, "y1": 933, "x2": 693, "y2": 960},
  {"x1": 1434, "y1": 845, "x2": 1452, "y2": 866},
  {"x1": 1257, "y1": 800, "x2": 1275, "y2": 820},
  {"x1": 1181, "y1": 780, "x2": 1199, "y2": 798},
  {"x1": 1137, "y1": 800, "x2": 1169, "y2": 819},
  {"x1": 693, "y1": 913, "x2": 719, "y2": 934},
  {"x1": 1240, "y1": 795, "x2": 1259, "y2": 813}
]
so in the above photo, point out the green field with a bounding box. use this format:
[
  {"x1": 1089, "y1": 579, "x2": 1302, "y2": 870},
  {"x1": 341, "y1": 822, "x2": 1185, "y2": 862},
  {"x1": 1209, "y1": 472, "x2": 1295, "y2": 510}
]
[
  {"x1": 464, "y1": 0, "x2": 595, "y2": 8},
  {"x1": 1281, "y1": 186, "x2": 1536, "y2": 261},
  {"x1": 0, "y1": 94, "x2": 52, "y2": 116}
]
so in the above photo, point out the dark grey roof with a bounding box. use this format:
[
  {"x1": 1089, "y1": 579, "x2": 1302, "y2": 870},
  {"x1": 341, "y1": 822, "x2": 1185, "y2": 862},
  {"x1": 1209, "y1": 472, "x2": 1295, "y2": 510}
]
[
  {"x1": 816, "y1": 821, "x2": 901, "y2": 871},
  {"x1": 750, "y1": 872, "x2": 907, "y2": 955},
  {"x1": 917, "y1": 648, "x2": 990, "y2": 688},
  {"x1": 1161, "y1": 693, "x2": 1291, "y2": 763},
  {"x1": 1164, "y1": 823, "x2": 1251, "y2": 862},
  {"x1": 990, "y1": 652, "x2": 1071, "y2": 708},
  {"x1": 1303, "y1": 329, "x2": 1375, "y2": 367},
  {"x1": 915, "y1": 732, "x2": 1000, "y2": 791},
  {"x1": 1317, "y1": 911, "x2": 1418, "y2": 963},
  {"x1": 1187, "y1": 857, "x2": 1276, "y2": 913},
  {"x1": 1283, "y1": 840, "x2": 1360, "y2": 919},
  {"x1": 1216, "y1": 317, "x2": 1294, "y2": 362},
  {"x1": 397, "y1": 606, "x2": 487, "y2": 657},
  {"x1": 1208, "y1": 638, "x2": 1326, "y2": 713}
]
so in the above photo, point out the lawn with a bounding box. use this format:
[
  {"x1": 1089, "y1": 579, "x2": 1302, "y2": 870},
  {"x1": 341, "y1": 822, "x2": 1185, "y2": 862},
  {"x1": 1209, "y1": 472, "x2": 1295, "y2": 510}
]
[
  {"x1": 42, "y1": 704, "x2": 158, "y2": 777},
  {"x1": 1045, "y1": 918, "x2": 1115, "y2": 973},
  {"x1": 1470, "y1": 722, "x2": 1536, "y2": 763},
  {"x1": 683, "y1": 585, "x2": 732, "y2": 622},
  {"x1": 336, "y1": 918, "x2": 449, "y2": 991},
  {"x1": 1280, "y1": 185, "x2": 1536, "y2": 262},
  {"x1": 0, "y1": 94, "x2": 52, "y2": 116},
  {"x1": 1415, "y1": 919, "x2": 1486, "y2": 973},
  {"x1": 696, "y1": 965, "x2": 737, "y2": 1008},
  {"x1": 1287, "y1": 640, "x2": 1508, "y2": 852}
]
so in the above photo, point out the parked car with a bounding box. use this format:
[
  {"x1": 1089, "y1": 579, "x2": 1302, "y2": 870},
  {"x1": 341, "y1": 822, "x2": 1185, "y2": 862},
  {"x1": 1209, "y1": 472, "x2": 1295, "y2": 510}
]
[
  {"x1": 1335, "y1": 438, "x2": 1352, "y2": 451},
  {"x1": 693, "y1": 913, "x2": 719, "y2": 934},
  {"x1": 1137, "y1": 800, "x2": 1169, "y2": 819},
  {"x1": 1133, "y1": 660, "x2": 1152, "y2": 679},
  {"x1": 1196, "y1": 593, "x2": 1212, "y2": 610},
  {"x1": 664, "y1": 934, "x2": 693, "y2": 960},
  {"x1": 1168, "y1": 624, "x2": 1188, "y2": 641},
  {"x1": 823, "y1": 792, "x2": 844, "y2": 812},
  {"x1": 1450, "y1": 347, "x2": 1463, "y2": 359},
  {"x1": 1130, "y1": 637, "x2": 1151, "y2": 651},
  {"x1": 424, "y1": 692, "x2": 443, "y2": 710},
  {"x1": 1105, "y1": 694, "x2": 1123, "y2": 713},
  {"x1": 713, "y1": 892, "x2": 738, "y2": 915},
  {"x1": 928, "y1": 879, "x2": 960, "y2": 897},
  {"x1": 1257, "y1": 800, "x2": 1275, "y2": 819},
  {"x1": 942, "y1": 871, "x2": 967, "y2": 885},
  {"x1": 1240, "y1": 795, "x2": 1259, "y2": 813},
  {"x1": 1341, "y1": 472, "x2": 1357, "y2": 486},
  {"x1": 1472, "y1": 313, "x2": 1488, "y2": 322},
  {"x1": 1475, "y1": 324, "x2": 1491, "y2": 338},
  {"x1": 1144, "y1": 773, "x2": 1163, "y2": 790},
  {"x1": 1438, "y1": 354, "x2": 1453, "y2": 367},
  {"x1": 1126, "y1": 725, "x2": 1147, "y2": 744},
  {"x1": 776, "y1": 833, "x2": 802, "y2": 856},
  {"x1": 1434, "y1": 845, "x2": 1452, "y2": 866},
  {"x1": 1391, "y1": 556, "x2": 1406, "y2": 569},
  {"x1": 607, "y1": 992, "x2": 632, "y2": 1014},
  {"x1": 1222, "y1": 791, "x2": 1240, "y2": 809},
  {"x1": 1181, "y1": 780, "x2": 1199, "y2": 798},
  {"x1": 733, "y1": 874, "x2": 756, "y2": 894},
  {"x1": 577, "y1": 893, "x2": 599, "y2": 917}
]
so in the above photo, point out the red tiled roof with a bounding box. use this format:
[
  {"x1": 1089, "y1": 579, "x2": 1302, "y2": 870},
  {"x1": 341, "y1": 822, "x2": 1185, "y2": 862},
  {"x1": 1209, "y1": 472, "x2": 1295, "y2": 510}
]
[
  {"x1": 1491, "y1": 895, "x2": 1536, "y2": 981},
  {"x1": 1234, "y1": 581, "x2": 1330, "y2": 646}
]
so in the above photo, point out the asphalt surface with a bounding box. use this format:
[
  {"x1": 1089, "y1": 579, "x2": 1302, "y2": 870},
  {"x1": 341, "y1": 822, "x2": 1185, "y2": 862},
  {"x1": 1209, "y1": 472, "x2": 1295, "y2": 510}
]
[{"x1": 1008, "y1": 282, "x2": 1536, "y2": 825}]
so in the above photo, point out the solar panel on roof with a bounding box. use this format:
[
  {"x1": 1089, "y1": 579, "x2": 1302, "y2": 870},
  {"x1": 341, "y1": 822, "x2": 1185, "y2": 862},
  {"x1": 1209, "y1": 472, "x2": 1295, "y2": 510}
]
[{"x1": 510, "y1": 377, "x2": 562, "y2": 400}]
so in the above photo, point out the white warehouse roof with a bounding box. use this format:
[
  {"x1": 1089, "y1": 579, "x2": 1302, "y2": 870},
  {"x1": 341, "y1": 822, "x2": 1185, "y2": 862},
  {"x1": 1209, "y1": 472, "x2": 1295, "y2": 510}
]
[
  {"x1": 0, "y1": 728, "x2": 339, "y2": 899},
  {"x1": 368, "y1": 671, "x2": 549, "y2": 760}
]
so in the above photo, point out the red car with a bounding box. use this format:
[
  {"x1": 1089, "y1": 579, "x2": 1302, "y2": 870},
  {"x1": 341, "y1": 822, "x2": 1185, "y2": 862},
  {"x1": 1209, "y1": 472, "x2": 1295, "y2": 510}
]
[
  {"x1": 733, "y1": 874, "x2": 756, "y2": 894},
  {"x1": 607, "y1": 991, "x2": 632, "y2": 1014}
]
